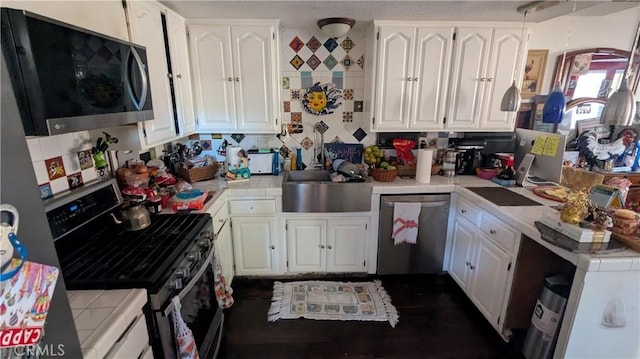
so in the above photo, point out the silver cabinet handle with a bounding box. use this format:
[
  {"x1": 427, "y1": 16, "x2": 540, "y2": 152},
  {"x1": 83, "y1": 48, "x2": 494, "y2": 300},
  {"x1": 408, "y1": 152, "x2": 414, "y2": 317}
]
[
  {"x1": 461, "y1": 209, "x2": 467, "y2": 214},
  {"x1": 327, "y1": 245, "x2": 333, "y2": 250},
  {"x1": 177, "y1": 74, "x2": 182, "y2": 79},
  {"x1": 125, "y1": 46, "x2": 149, "y2": 111},
  {"x1": 490, "y1": 229, "x2": 497, "y2": 235},
  {"x1": 228, "y1": 77, "x2": 233, "y2": 82},
  {"x1": 407, "y1": 77, "x2": 412, "y2": 81},
  {"x1": 270, "y1": 245, "x2": 275, "y2": 250},
  {"x1": 319, "y1": 244, "x2": 325, "y2": 249},
  {"x1": 470, "y1": 265, "x2": 476, "y2": 270},
  {"x1": 413, "y1": 77, "x2": 418, "y2": 81},
  {"x1": 480, "y1": 77, "x2": 486, "y2": 82},
  {"x1": 465, "y1": 261, "x2": 471, "y2": 266},
  {"x1": 487, "y1": 78, "x2": 493, "y2": 82},
  {"x1": 235, "y1": 77, "x2": 240, "y2": 82},
  {"x1": 218, "y1": 219, "x2": 225, "y2": 223}
]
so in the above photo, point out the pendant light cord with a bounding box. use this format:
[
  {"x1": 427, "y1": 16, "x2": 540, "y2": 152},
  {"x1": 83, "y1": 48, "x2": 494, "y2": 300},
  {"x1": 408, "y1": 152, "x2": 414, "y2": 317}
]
[
  {"x1": 557, "y1": 0, "x2": 578, "y2": 88},
  {"x1": 515, "y1": 11, "x2": 528, "y2": 81},
  {"x1": 625, "y1": 20, "x2": 640, "y2": 79}
]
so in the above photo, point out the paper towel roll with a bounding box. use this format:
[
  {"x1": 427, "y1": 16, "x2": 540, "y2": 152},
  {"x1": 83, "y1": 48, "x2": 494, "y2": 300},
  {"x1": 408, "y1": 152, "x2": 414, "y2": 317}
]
[{"x1": 416, "y1": 149, "x2": 434, "y2": 183}]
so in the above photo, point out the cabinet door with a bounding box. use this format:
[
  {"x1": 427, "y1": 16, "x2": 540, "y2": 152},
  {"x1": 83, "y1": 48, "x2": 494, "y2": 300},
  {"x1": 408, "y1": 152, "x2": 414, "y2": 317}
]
[
  {"x1": 231, "y1": 25, "x2": 278, "y2": 133},
  {"x1": 479, "y1": 28, "x2": 524, "y2": 131},
  {"x1": 286, "y1": 219, "x2": 326, "y2": 272},
  {"x1": 231, "y1": 217, "x2": 276, "y2": 275},
  {"x1": 189, "y1": 24, "x2": 237, "y2": 132},
  {"x1": 373, "y1": 26, "x2": 414, "y2": 130},
  {"x1": 446, "y1": 27, "x2": 491, "y2": 130},
  {"x1": 449, "y1": 217, "x2": 475, "y2": 291},
  {"x1": 469, "y1": 233, "x2": 510, "y2": 326},
  {"x1": 326, "y1": 219, "x2": 368, "y2": 272},
  {"x1": 216, "y1": 220, "x2": 234, "y2": 284},
  {"x1": 127, "y1": 1, "x2": 178, "y2": 146},
  {"x1": 410, "y1": 26, "x2": 454, "y2": 131},
  {"x1": 167, "y1": 11, "x2": 196, "y2": 136}
]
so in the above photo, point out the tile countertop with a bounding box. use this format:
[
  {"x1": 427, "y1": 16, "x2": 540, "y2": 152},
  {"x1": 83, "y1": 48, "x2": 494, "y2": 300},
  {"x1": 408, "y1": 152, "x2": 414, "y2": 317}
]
[
  {"x1": 67, "y1": 289, "x2": 147, "y2": 358},
  {"x1": 182, "y1": 172, "x2": 640, "y2": 269}
]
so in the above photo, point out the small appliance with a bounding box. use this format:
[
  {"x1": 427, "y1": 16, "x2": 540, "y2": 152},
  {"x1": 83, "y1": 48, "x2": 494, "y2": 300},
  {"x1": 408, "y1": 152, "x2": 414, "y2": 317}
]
[
  {"x1": 442, "y1": 150, "x2": 458, "y2": 177},
  {"x1": 1, "y1": 8, "x2": 153, "y2": 136},
  {"x1": 455, "y1": 139, "x2": 485, "y2": 175},
  {"x1": 248, "y1": 151, "x2": 274, "y2": 174}
]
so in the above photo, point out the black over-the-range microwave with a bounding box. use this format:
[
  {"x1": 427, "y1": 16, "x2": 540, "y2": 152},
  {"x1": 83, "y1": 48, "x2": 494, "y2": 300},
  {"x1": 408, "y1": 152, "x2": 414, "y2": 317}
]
[{"x1": 1, "y1": 8, "x2": 153, "y2": 136}]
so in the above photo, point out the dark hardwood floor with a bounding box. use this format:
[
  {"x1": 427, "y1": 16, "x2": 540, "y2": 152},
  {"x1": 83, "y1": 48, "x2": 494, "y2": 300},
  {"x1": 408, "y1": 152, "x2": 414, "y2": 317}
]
[{"x1": 219, "y1": 274, "x2": 526, "y2": 359}]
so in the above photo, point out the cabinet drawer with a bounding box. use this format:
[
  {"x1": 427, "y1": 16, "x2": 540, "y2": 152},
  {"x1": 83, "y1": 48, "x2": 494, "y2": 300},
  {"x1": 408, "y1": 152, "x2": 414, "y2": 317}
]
[
  {"x1": 479, "y1": 213, "x2": 517, "y2": 253},
  {"x1": 456, "y1": 197, "x2": 481, "y2": 226},
  {"x1": 212, "y1": 204, "x2": 229, "y2": 234},
  {"x1": 229, "y1": 200, "x2": 275, "y2": 215},
  {"x1": 106, "y1": 314, "x2": 149, "y2": 359}
]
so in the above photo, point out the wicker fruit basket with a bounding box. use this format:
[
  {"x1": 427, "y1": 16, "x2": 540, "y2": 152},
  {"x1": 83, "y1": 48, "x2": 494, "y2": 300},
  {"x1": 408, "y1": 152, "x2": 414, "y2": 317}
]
[{"x1": 371, "y1": 168, "x2": 398, "y2": 182}]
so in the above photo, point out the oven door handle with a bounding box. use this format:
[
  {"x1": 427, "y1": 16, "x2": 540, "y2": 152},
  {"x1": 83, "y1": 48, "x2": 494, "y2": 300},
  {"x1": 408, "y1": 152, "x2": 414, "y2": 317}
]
[{"x1": 163, "y1": 247, "x2": 215, "y2": 317}]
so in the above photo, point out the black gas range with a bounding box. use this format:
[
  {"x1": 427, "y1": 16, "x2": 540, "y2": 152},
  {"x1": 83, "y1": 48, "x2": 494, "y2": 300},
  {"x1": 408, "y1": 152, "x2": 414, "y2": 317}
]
[{"x1": 48, "y1": 179, "x2": 222, "y2": 358}]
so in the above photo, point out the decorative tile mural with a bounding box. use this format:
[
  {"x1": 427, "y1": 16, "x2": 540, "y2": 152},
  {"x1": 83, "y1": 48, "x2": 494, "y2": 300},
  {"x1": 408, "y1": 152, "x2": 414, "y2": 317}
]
[{"x1": 278, "y1": 28, "x2": 372, "y2": 168}]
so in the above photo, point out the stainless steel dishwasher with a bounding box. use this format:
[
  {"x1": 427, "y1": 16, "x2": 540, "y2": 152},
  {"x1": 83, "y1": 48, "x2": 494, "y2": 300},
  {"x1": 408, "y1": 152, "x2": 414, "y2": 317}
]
[{"x1": 377, "y1": 194, "x2": 450, "y2": 274}]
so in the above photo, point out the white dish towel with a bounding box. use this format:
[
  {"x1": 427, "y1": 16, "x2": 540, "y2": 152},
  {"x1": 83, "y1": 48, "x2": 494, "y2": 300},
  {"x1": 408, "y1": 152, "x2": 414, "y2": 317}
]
[{"x1": 392, "y1": 202, "x2": 422, "y2": 245}]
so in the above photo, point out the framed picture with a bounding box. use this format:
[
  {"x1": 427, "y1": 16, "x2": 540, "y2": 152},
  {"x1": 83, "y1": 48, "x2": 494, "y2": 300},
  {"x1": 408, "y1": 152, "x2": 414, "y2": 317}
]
[{"x1": 521, "y1": 49, "x2": 549, "y2": 99}]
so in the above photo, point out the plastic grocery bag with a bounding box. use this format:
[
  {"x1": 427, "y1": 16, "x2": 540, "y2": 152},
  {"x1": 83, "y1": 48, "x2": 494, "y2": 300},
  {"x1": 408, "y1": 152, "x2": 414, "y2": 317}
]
[{"x1": 171, "y1": 296, "x2": 200, "y2": 359}]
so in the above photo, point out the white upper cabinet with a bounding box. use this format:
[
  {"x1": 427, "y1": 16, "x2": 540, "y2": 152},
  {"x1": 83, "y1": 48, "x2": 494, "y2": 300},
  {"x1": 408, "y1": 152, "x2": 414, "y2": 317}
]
[
  {"x1": 446, "y1": 27, "x2": 492, "y2": 130},
  {"x1": 373, "y1": 24, "x2": 453, "y2": 131},
  {"x1": 479, "y1": 28, "x2": 526, "y2": 130},
  {"x1": 127, "y1": 0, "x2": 178, "y2": 147},
  {"x1": 447, "y1": 26, "x2": 525, "y2": 131},
  {"x1": 167, "y1": 11, "x2": 196, "y2": 136},
  {"x1": 189, "y1": 21, "x2": 280, "y2": 134},
  {"x1": 368, "y1": 22, "x2": 526, "y2": 133},
  {"x1": 1, "y1": 0, "x2": 128, "y2": 41}
]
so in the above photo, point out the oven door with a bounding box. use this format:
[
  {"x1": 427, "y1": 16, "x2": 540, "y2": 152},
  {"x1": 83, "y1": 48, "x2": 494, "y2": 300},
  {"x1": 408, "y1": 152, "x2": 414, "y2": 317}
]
[{"x1": 156, "y1": 248, "x2": 224, "y2": 359}]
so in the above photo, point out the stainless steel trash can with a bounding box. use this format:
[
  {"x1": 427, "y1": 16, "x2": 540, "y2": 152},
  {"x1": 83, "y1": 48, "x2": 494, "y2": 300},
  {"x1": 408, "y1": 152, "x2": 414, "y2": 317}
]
[{"x1": 522, "y1": 274, "x2": 572, "y2": 359}]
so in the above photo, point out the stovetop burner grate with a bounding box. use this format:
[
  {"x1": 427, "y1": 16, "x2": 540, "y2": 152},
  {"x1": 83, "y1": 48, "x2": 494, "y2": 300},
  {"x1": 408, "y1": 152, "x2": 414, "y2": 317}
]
[{"x1": 56, "y1": 213, "x2": 211, "y2": 292}]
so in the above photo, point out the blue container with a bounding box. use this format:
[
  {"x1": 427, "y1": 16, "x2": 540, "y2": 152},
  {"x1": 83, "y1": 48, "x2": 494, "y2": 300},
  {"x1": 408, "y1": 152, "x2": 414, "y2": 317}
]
[
  {"x1": 296, "y1": 148, "x2": 302, "y2": 170},
  {"x1": 272, "y1": 150, "x2": 280, "y2": 175}
]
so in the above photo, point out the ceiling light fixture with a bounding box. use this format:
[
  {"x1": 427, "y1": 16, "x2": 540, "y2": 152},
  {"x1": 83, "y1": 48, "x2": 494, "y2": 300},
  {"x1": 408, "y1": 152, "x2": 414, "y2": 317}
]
[
  {"x1": 600, "y1": 21, "x2": 640, "y2": 126},
  {"x1": 500, "y1": 11, "x2": 528, "y2": 112},
  {"x1": 317, "y1": 18, "x2": 355, "y2": 39},
  {"x1": 542, "y1": 0, "x2": 577, "y2": 124}
]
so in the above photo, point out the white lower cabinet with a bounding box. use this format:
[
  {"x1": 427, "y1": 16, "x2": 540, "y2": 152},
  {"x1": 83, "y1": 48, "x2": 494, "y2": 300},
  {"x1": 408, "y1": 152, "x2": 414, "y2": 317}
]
[
  {"x1": 286, "y1": 218, "x2": 368, "y2": 273},
  {"x1": 448, "y1": 195, "x2": 517, "y2": 330},
  {"x1": 232, "y1": 217, "x2": 277, "y2": 275}
]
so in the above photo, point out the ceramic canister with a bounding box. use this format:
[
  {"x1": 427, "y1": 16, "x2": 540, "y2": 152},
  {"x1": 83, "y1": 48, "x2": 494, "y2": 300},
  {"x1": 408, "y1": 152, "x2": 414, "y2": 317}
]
[{"x1": 226, "y1": 145, "x2": 243, "y2": 170}]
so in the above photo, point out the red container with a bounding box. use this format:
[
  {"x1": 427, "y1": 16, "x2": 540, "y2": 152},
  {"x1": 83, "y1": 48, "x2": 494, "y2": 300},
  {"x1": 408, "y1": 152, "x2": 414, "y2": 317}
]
[{"x1": 476, "y1": 168, "x2": 498, "y2": 180}]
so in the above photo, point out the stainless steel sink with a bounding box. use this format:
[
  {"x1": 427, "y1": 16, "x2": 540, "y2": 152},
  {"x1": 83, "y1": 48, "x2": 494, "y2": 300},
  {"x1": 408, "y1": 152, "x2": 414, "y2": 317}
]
[{"x1": 282, "y1": 170, "x2": 372, "y2": 212}]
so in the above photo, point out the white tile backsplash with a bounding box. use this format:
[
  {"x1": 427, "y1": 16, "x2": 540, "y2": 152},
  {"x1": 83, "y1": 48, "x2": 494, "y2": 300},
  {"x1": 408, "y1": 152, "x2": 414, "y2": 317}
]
[
  {"x1": 26, "y1": 138, "x2": 43, "y2": 161},
  {"x1": 39, "y1": 136, "x2": 61, "y2": 157},
  {"x1": 63, "y1": 153, "x2": 81, "y2": 174},
  {"x1": 33, "y1": 161, "x2": 49, "y2": 185},
  {"x1": 29, "y1": 131, "x2": 100, "y2": 196},
  {"x1": 50, "y1": 177, "x2": 70, "y2": 194}
]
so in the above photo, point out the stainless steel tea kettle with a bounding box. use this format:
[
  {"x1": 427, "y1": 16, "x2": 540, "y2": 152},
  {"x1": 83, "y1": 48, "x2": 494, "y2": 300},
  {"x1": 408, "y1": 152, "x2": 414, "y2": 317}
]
[{"x1": 111, "y1": 203, "x2": 151, "y2": 231}]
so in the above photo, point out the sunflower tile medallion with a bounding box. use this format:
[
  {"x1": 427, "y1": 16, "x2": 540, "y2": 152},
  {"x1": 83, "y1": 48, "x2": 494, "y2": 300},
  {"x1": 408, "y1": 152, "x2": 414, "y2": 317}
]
[{"x1": 290, "y1": 55, "x2": 304, "y2": 70}]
